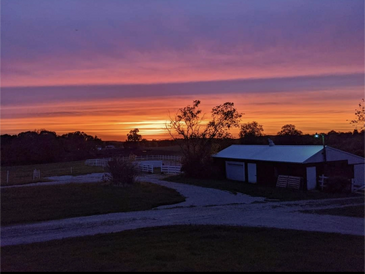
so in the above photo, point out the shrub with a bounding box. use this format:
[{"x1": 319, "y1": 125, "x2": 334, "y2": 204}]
[
  {"x1": 325, "y1": 176, "x2": 352, "y2": 193},
  {"x1": 105, "y1": 158, "x2": 140, "y2": 186},
  {"x1": 181, "y1": 155, "x2": 224, "y2": 179}
]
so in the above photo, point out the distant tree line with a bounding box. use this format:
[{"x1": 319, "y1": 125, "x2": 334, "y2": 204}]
[
  {"x1": 2, "y1": 98, "x2": 363, "y2": 168},
  {"x1": 238, "y1": 121, "x2": 364, "y2": 157},
  {"x1": 1, "y1": 130, "x2": 103, "y2": 166}
]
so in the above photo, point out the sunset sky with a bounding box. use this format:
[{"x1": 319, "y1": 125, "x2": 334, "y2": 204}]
[{"x1": 1, "y1": 0, "x2": 364, "y2": 141}]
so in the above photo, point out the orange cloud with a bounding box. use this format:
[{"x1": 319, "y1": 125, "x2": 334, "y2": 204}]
[{"x1": 1, "y1": 89, "x2": 361, "y2": 140}]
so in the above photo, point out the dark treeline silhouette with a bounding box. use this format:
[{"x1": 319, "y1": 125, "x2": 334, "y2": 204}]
[
  {"x1": 1, "y1": 130, "x2": 104, "y2": 166},
  {"x1": 1, "y1": 128, "x2": 363, "y2": 167},
  {"x1": 240, "y1": 130, "x2": 364, "y2": 157}
]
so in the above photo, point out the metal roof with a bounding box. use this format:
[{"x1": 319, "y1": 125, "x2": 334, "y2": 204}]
[{"x1": 213, "y1": 145, "x2": 326, "y2": 164}]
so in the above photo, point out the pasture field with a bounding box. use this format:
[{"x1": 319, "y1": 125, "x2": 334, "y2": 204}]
[
  {"x1": 1, "y1": 160, "x2": 105, "y2": 186},
  {"x1": 1, "y1": 182, "x2": 185, "y2": 226}
]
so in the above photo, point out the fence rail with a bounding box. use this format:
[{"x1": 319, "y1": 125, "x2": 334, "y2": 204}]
[
  {"x1": 318, "y1": 174, "x2": 329, "y2": 191},
  {"x1": 319, "y1": 175, "x2": 360, "y2": 193},
  {"x1": 85, "y1": 158, "x2": 111, "y2": 167},
  {"x1": 85, "y1": 155, "x2": 182, "y2": 167},
  {"x1": 85, "y1": 156, "x2": 183, "y2": 175},
  {"x1": 139, "y1": 164, "x2": 154, "y2": 173},
  {"x1": 161, "y1": 165, "x2": 182, "y2": 174},
  {"x1": 351, "y1": 179, "x2": 365, "y2": 194}
]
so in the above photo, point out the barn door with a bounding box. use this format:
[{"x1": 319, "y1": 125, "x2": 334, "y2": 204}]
[
  {"x1": 354, "y1": 164, "x2": 364, "y2": 187},
  {"x1": 306, "y1": 167, "x2": 317, "y2": 190},
  {"x1": 248, "y1": 163, "x2": 257, "y2": 183}
]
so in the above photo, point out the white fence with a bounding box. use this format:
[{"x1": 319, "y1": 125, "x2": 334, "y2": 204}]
[
  {"x1": 318, "y1": 174, "x2": 329, "y2": 191},
  {"x1": 85, "y1": 155, "x2": 182, "y2": 167},
  {"x1": 351, "y1": 179, "x2": 365, "y2": 193},
  {"x1": 140, "y1": 164, "x2": 154, "y2": 173},
  {"x1": 137, "y1": 161, "x2": 163, "y2": 168},
  {"x1": 134, "y1": 155, "x2": 182, "y2": 161},
  {"x1": 318, "y1": 174, "x2": 360, "y2": 193},
  {"x1": 85, "y1": 156, "x2": 183, "y2": 175},
  {"x1": 85, "y1": 158, "x2": 111, "y2": 167},
  {"x1": 161, "y1": 165, "x2": 182, "y2": 174}
]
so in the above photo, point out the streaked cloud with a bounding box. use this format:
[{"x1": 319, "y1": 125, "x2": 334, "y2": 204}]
[{"x1": 1, "y1": 0, "x2": 363, "y2": 139}]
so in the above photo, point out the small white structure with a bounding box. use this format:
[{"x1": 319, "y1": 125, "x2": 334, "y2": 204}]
[{"x1": 33, "y1": 169, "x2": 41, "y2": 181}]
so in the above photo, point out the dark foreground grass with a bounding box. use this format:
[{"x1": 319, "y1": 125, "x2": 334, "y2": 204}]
[
  {"x1": 1, "y1": 182, "x2": 185, "y2": 226},
  {"x1": 1, "y1": 160, "x2": 105, "y2": 186},
  {"x1": 301, "y1": 205, "x2": 365, "y2": 218},
  {"x1": 2, "y1": 225, "x2": 364, "y2": 272},
  {"x1": 165, "y1": 175, "x2": 364, "y2": 202}
]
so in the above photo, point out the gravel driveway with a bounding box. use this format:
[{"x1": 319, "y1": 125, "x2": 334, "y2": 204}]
[{"x1": 1, "y1": 173, "x2": 364, "y2": 247}]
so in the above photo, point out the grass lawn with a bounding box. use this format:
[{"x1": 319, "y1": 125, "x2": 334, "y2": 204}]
[
  {"x1": 1, "y1": 182, "x2": 185, "y2": 226},
  {"x1": 1, "y1": 160, "x2": 105, "y2": 186},
  {"x1": 1, "y1": 225, "x2": 363, "y2": 272},
  {"x1": 301, "y1": 205, "x2": 365, "y2": 218},
  {"x1": 164, "y1": 175, "x2": 364, "y2": 202}
]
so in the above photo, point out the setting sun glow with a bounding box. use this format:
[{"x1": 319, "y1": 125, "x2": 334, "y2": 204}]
[{"x1": 1, "y1": 1, "x2": 363, "y2": 140}]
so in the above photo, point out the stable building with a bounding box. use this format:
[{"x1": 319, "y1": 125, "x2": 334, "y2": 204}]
[{"x1": 213, "y1": 144, "x2": 365, "y2": 191}]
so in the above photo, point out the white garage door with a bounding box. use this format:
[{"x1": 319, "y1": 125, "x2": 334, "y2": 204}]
[
  {"x1": 226, "y1": 161, "x2": 245, "y2": 182},
  {"x1": 354, "y1": 164, "x2": 365, "y2": 187}
]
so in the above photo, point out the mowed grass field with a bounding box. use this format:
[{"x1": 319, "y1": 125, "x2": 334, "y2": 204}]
[
  {"x1": 1, "y1": 160, "x2": 105, "y2": 186},
  {"x1": 1, "y1": 182, "x2": 185, "y2": 226},
  {"x1": 2, "y1": 225, "x2": 364, "y2": 272}
]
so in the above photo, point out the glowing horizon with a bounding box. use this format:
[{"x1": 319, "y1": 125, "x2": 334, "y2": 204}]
[{"x1": 2, "y1": 83, "x2": 363, "y2": 141}]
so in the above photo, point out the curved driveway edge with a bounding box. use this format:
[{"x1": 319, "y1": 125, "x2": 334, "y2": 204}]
[
  {"x1": 136, "y1": 175, "x2": 266, "y2": 208},
  {"x1": 1, "y1": 173, "x2": 364, "y2": 247}
]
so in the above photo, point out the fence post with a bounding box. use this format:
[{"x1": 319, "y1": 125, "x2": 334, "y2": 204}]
[
  {"x1": 351, "y1": 178, "x2": 354, "y2": 193},
  {"x1": 7, "y1": 170, "x2": 9, "y2": 184}
]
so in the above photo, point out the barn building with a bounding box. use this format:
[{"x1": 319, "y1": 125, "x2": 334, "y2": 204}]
[{"x1": 213, "y1": 144, "x2": 365, "y2": 191}]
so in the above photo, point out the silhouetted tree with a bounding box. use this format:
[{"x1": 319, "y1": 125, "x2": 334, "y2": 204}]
[
  {"x1": 61, "y1": 131, "x2": 102, "y2": 157},
  {"x1": 349, "y1": 98, "x2": 364, "y2": 130},
  {"x1": 277, "y1": 124, "x2": 303, "y2": 136},
  {"x1": 166, "y1": 100, "x2": 242, "y2": 178},
  {"x1": 127, "y1": 128, "x2": 142, "y2": 142},
  {"x1": 239, "y1": 121, "x2": 264, "y2": 138},
  {"x1": 239, "y1": 121, "x2": 265, "y2": 144},
  {"x1": 1, "y1": 130, "x2": 101, "y2": 165}
]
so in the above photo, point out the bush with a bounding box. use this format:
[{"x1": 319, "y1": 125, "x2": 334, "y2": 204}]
[
  {"x1": 325, "y1": 176, "x2": 352, "y2": 193},
  {"x1": 105, "y1": 158, "x2": 140, "y2": 186},
  {"x1": 181, "y1": 155, "x2": 224, "y2": 179}
]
